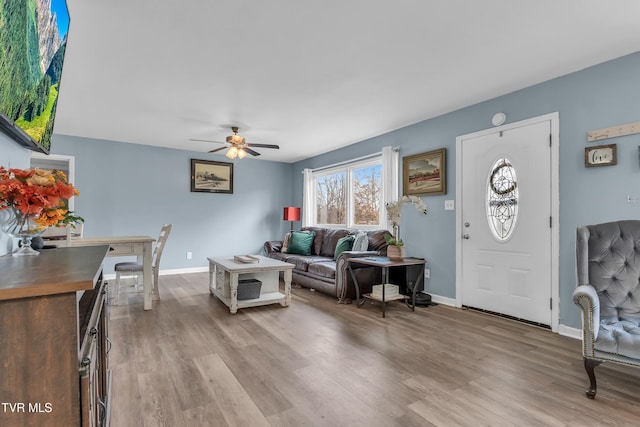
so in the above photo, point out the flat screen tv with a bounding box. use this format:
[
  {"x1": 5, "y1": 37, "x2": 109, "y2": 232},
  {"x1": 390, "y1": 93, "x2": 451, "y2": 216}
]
[{"x1": 0, "y1": 0, "x2": 70, "y2": 154}]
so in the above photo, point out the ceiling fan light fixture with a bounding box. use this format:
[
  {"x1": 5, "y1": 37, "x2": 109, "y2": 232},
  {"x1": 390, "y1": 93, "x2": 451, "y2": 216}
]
[
  {"x1": 237, "y1": 148, "x2": 247, "y2": 159},
  {"x1": 226, "y1": 146, "x2": 238, "y2": 159},
  {"x1": 226, "y1": 135, "x2": 245, "y2": 144}
]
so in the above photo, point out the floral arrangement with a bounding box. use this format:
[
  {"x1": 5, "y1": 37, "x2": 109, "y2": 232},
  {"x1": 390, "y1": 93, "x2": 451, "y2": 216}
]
[
  {"x1": 0, "y1": 166, "x2": 82, "y2": 228},
  {"x1": 385, "y1": 195, "x2": 428, "y2": 243}
]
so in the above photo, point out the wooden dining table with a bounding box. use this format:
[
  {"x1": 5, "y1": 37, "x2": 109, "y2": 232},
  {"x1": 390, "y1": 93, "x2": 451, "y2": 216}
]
[{"x1": 71, "y1": 236, "x2": 156, "y2": 310}]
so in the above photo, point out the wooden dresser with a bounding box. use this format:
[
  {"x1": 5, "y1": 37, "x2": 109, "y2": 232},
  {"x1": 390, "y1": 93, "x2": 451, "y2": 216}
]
[{"x1": 0, "y1": 246, "x2": 111, "y2": 427}]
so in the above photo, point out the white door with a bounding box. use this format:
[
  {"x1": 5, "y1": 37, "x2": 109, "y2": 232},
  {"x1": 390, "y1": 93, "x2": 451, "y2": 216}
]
[{"x1": 460, "y1": 120, "x2": 552, "y2": 325}]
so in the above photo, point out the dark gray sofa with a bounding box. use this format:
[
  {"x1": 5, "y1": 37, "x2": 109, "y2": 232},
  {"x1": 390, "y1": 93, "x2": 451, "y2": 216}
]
[{"x1": 264, "y1": 227, "x2": 391, "y2": 302}]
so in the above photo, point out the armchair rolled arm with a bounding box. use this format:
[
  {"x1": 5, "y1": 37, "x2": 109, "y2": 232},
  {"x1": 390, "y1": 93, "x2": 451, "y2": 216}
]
[
  {"x1": 336, "y1": 251, "x2": 378, "y2": 302},
  {"x1": 264, "y1": 240, "x2": 283, "y2": 256},
  {"x1": 572, "y1": 284, "x2": 600, "y2": 356}
]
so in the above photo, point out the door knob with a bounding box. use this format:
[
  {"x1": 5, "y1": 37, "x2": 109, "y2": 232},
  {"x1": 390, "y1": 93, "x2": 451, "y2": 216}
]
[
  {"x1": 463, "y1": 234, "x2": 470, "y2": 239},
  {"x1": 464, "y1": 222, "x2": 470, "y2": 228}
]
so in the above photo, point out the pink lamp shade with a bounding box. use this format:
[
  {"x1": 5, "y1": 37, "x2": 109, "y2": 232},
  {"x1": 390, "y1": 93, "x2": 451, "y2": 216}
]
[{"x1": 283, "y1": 207, "x2": 301, "y2": 222}]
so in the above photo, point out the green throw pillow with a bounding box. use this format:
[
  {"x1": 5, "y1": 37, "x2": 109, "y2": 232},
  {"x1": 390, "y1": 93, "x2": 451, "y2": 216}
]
[
  {"x1": 334, "y1": 235, "x2": 355, "y2": 260},
  {"x1": 287, "y1": 231, "x2": 316, "y2": 256}
]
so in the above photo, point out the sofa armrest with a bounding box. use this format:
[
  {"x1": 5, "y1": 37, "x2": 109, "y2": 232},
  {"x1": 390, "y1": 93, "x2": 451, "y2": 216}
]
[
  {"x1": 264, "y1": 240, "x2": 283, "y2": 256},
  {"x1": 336, "y1": 251, "x2": 379, "y2": 302},
  {"x1": 572, "y1": 284, "x2": 600, "y2": 356}
]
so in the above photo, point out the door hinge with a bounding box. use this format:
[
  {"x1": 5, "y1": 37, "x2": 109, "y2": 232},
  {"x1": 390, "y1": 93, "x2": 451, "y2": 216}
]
[
  {"x1": 549, "y1": 133, "x2": 552, "y2": 147},
  {"x1": 550, "y1": 298, "x2": 553, "y2": 310},
  {"x1": 549, "y1": 216, "x2": 552, "y2": 228}
]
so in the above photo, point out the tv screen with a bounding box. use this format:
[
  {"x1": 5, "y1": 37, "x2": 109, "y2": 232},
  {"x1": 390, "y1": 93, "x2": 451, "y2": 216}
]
[{"x1": 0, "y1": 0, "x2": 70, "y2": 154}]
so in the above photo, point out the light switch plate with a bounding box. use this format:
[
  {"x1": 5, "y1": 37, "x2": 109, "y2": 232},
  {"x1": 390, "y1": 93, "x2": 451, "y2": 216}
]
[{"x1": 444, "y1": 200, "x2": 455, "y2": 210}]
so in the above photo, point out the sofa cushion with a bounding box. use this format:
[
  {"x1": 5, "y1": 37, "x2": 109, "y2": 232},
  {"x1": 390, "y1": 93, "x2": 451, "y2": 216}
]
[
  {"x1": 287, "y1": 231, "x2": 316, "y2": 255},
  {"x1": 301, "y1": 227, "x2": 325, "y2": 255},
  {"x1": 367, "y1": 229, "x2": 392, "y2": 253},
  {"x1": 352, "y1": 231, "x2": 369, "y2": 251},
  {"x1": 281, "y1": 232, "x2": 292, "y2": 253},
  {"x1": 334, "y1": 235, "x2": 354, "y2": 260},
  {"x1": 269, "y1": 252, "x2": 288, "y2": 262},
  {"x1": 308, "y1": 261, "x2": 337, "y2": 280},
  {"x1": 282, "y1": 255, "x2": 331, "y2": 272},
  {"x1": 320, "y1": 229, "x2": 350, "y2": 257},
  {"x1": 597, "y1": 318, "x2": 640, "y2": 359}
]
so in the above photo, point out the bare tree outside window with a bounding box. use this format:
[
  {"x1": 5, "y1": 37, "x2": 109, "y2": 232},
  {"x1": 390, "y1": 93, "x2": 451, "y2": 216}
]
[
  {"x1": 353, "y1": 164, "x2": 381, "y2": 225},
  {"x1": 316, "y1": 172, "x2": 346, "y2": 225},
  {"x1": 312, "y1": 158, "x2": 385, "y2": 229}
]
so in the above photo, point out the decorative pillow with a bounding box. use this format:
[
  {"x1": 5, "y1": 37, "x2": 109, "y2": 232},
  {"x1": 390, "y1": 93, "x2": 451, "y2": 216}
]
[
  {"x1": 281, "y1": 232, "x2": 292, "y2": 253},
  {"x1": 287, "y1": 231, "x2": 316, "y2": 256},
  {"x1": 334, "y1": 235, "x2": 355, "y2": 260},
  {"x1": 352, "y1": 231, "x2": 369, "y2": 252}
]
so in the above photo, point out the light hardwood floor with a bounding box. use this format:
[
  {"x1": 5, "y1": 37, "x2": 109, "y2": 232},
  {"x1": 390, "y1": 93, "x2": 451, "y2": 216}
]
[{"x1": 108, "y1": 273, "x2": 640, "y2": 427}]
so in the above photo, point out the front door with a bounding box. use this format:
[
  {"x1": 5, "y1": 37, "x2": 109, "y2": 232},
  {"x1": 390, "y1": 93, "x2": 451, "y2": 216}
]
[{"x1": 460, "y1": 119, "x2": 552, "y2": 325}]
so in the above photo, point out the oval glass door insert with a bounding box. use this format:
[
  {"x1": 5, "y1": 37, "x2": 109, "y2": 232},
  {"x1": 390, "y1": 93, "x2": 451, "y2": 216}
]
[{"x1": 486, "y1": 157, "x2": 519, "y2": 241}]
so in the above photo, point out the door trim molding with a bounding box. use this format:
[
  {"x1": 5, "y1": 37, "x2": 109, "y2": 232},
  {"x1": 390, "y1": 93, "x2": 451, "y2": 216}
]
[{"x1": 455, "y1": 112, "x2": 560, "y2": 332}]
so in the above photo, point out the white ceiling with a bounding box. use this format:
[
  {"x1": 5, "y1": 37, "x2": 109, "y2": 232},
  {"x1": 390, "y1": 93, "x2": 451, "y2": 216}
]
[{"x1": 54, "y1": 0, "x2": 640, "y2": 163}]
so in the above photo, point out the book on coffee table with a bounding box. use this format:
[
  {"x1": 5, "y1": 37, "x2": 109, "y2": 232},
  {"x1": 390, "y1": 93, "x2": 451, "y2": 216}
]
[{"x1": 233, "y1": 255, "x2": 260, "y2": 264}]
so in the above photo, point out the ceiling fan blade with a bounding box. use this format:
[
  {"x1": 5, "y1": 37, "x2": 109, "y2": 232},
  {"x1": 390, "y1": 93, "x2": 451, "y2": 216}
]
[
  {"x1": 242, "y1": 146, "x2": 261, "y2": 156},
  {"x1": 208, "y1": 146, "x2": 227, "y2": 154},
  {"x1": 246, "y1": 143, "x2": 280, "y2": 149},
  {"x1": 189, "y1": 138, "x2": 226, "y2": 144}
]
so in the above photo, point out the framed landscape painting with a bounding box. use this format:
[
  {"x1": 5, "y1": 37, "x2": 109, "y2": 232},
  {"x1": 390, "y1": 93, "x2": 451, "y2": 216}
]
[
  {"x1": 403, "y1": 148, "x2": 446, "y2": 196},
  {"x1": 190, "y1": 159, "x2": 233, "y2": 194}
]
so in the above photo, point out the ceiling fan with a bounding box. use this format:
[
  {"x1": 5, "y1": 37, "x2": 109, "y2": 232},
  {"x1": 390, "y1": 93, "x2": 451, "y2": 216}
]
[{"x1": 190, "y1": 127, "x2": 280, "y2": 159}]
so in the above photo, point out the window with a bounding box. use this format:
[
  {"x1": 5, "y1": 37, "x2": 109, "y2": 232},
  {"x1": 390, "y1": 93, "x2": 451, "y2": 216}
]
[
  {"x1": 313, "y1": 159, "x2": 383, "y2": 229},
  {"x1": 486, "y1": 157, "x2": 519, "y2": 241}
]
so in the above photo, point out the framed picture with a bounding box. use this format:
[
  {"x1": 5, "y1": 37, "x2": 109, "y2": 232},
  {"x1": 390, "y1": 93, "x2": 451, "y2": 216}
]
[
  {"x1": 585, "y1": 144, "x2": 617, "y2": 167},
  {"x1": 403, "y1": 148, "x2": 446, "y2": 196},
  {"x1": 190, "y1": 159, "x2": 234, "y2": 194}
]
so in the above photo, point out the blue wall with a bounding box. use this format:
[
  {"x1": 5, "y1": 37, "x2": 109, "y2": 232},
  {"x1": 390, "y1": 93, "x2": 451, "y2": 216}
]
[
  {"x1": 45, "y1": 136, "x2": 293, "y2": 272},
  {"x1": 292, "y1": 51, "x2": 640, "y2": 329}
]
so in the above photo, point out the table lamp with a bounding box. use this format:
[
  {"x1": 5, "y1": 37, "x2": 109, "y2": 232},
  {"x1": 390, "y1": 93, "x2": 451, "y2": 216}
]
[{"x1": 283, "y1": 207, "x2": 301, "y2": 231}]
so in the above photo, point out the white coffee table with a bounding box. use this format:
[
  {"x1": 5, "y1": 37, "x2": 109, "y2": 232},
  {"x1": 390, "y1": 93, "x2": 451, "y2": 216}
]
[{"x1": 208, "y1": 255, "x2": 294, "y2": 314}]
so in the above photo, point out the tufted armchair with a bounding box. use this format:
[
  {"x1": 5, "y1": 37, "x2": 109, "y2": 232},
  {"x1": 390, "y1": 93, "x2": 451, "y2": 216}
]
[{"x1": 572, "y1": 220, "x2": 640, "y2": 399}]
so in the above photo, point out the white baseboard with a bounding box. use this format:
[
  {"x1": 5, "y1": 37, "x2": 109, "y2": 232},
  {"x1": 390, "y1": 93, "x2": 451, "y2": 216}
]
[
  {"x1": 428, "y1": 293, "x2": 457, "y2": 307},
  {"x1": 558, "y1": 324, "x2": 581, "y2": 340},
  {"x1": 427, "y1": 292, "x2": 581, "y2": 340}
]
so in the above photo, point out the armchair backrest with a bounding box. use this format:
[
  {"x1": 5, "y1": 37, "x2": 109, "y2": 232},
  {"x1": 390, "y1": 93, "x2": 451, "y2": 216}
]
[{"x1": 577, "y1": 220, "x2": 640, "y2": 321}]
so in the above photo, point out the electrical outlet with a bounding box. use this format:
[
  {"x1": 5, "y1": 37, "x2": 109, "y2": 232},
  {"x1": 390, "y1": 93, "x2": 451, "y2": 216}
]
[
  {"x1": 424, "y1": 268, "x2": 430, "y2": 279},
  {"x1": 186, "y1": 251, "x2": 192, "y2": 260}
]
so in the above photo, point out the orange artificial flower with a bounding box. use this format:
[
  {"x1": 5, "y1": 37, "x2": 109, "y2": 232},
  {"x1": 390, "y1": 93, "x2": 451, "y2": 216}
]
[{"x1": 0, "y1": 166, "x2": 82, "y2": 229}]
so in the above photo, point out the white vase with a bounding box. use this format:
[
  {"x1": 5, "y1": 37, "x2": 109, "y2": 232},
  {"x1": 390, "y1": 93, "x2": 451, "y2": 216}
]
[{"x1": 0, "y1": 208, "x2": 45, "y2": 256}]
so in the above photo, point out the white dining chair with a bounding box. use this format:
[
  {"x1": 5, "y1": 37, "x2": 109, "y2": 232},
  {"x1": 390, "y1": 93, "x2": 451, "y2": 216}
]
[{"x1": 111, "y1": 224, "x2": 172, "y2": 305}]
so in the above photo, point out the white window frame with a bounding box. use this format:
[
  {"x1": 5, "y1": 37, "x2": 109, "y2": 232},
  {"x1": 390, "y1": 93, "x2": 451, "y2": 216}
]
[{"x1": 312, "y1": 157, "x2": 384, "y2": 230}]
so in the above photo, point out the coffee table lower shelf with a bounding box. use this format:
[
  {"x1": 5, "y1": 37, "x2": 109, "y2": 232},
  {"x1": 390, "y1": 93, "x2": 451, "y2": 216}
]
[{"x1": 212, "y1": 290, "x2": 287, "y2": 311}]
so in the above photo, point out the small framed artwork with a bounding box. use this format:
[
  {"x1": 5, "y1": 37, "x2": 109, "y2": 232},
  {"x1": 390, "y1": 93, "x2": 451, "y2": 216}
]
[
  {"x1": 190, "y1": 159, "x2": 234, "y2": 194},
  {"x1": 403, "y1": 148, "x2": 446, "y2": 196},
  {"x1": 585, "y1": 144, "x2": 617, "y2": 168}
]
